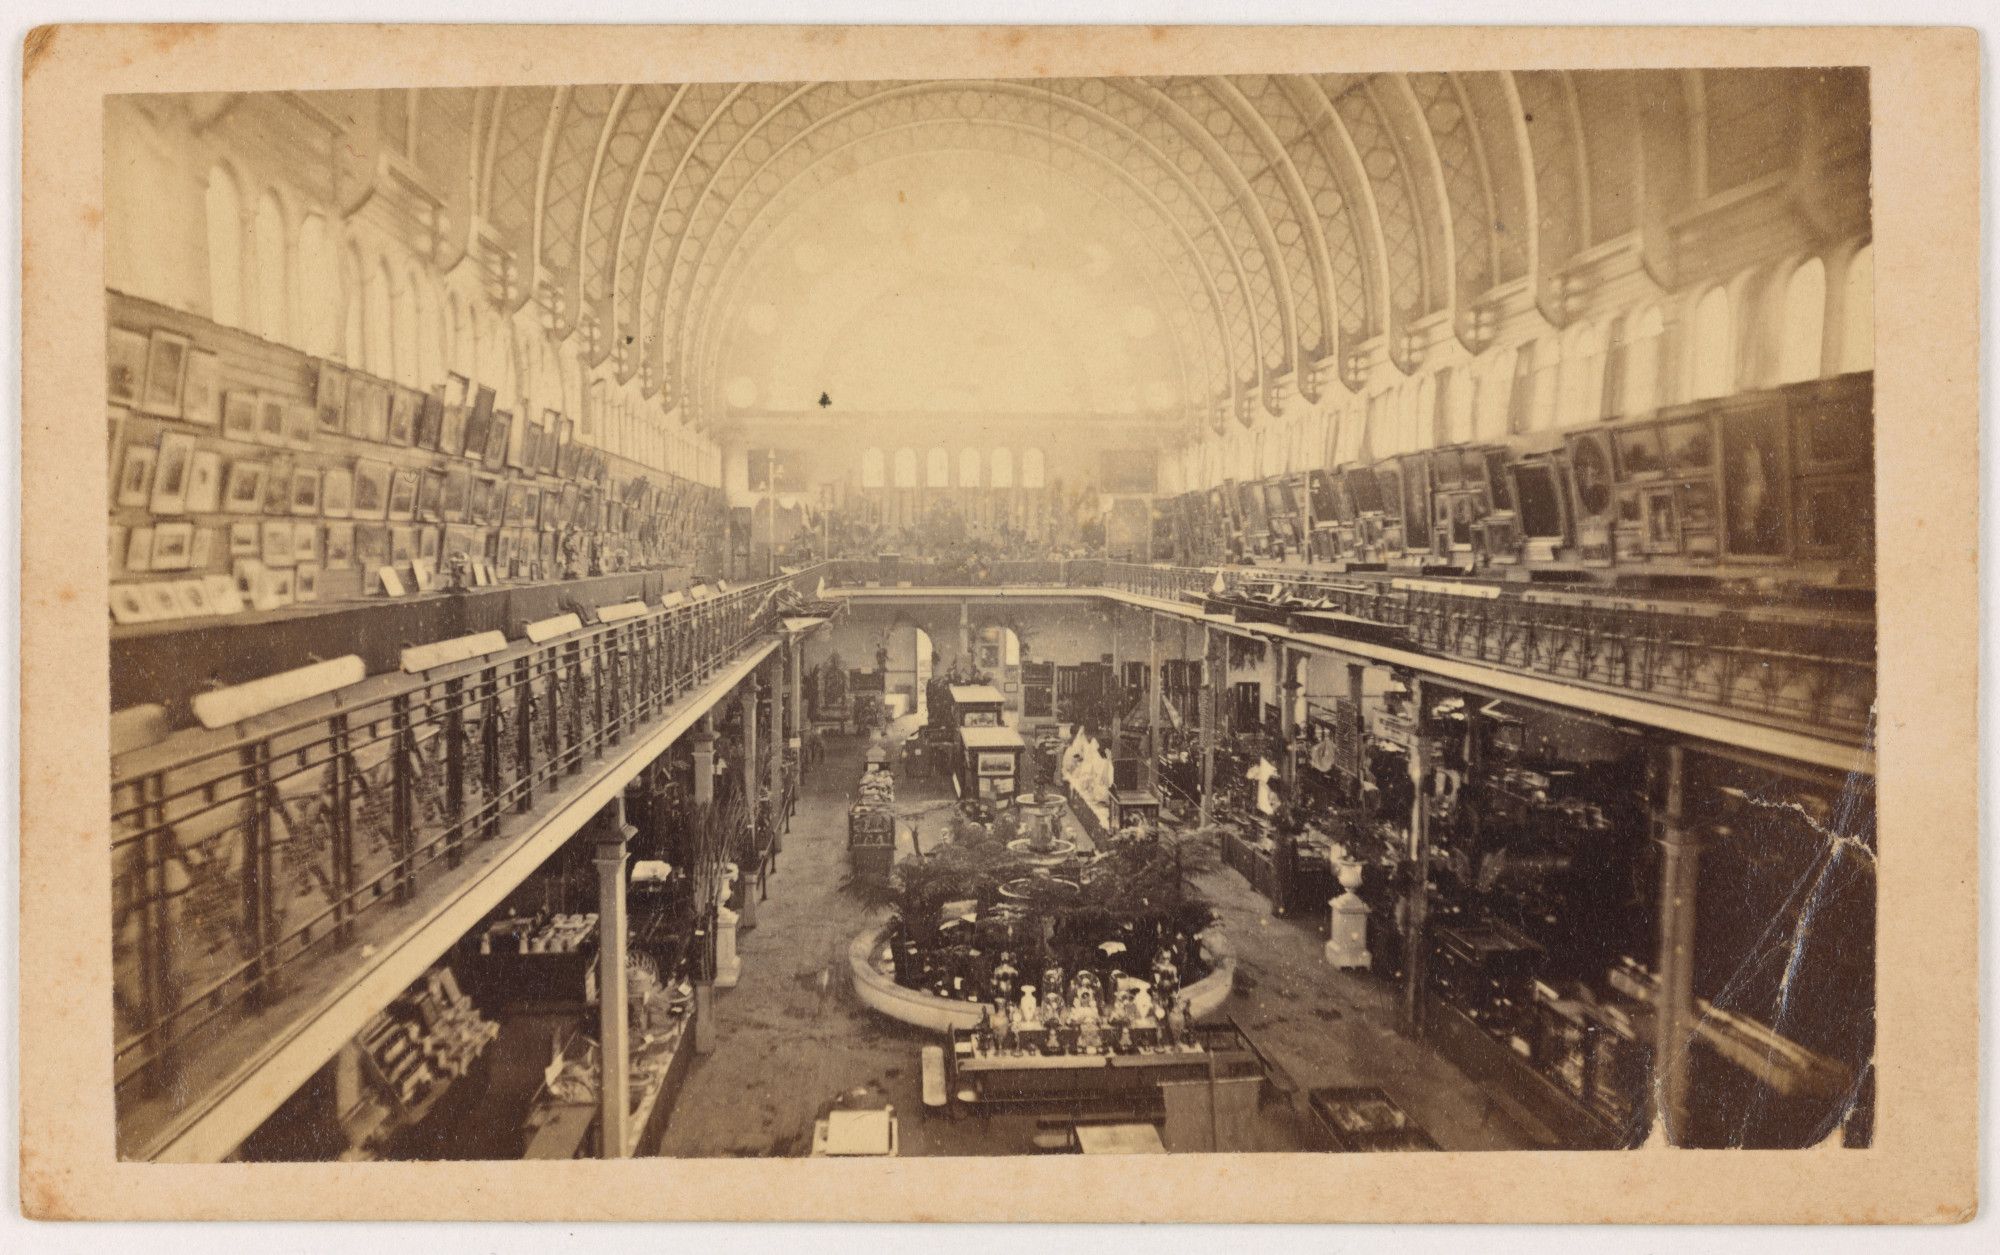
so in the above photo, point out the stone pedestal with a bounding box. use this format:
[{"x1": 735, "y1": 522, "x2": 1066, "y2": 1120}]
[
  {"x1": 714, "y1": 905, "x2": 743, "y2": 988},
  {"x1": 1325, "y1": 891, "x2": 1371, "y2": 969}
]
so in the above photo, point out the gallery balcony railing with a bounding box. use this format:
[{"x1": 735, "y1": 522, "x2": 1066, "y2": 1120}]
[
  {"x1": 814, "y1": 558, "x2": 1875, "y2": 746},
  {"x1": 1092, "y1": 561, "x2": 1876, "y2": 745},
  {"x1": 818, "y1": 557, "x2": 1099, "y2": 588},
  {"x1": 109, "y1": 566, "x2": 820, "y2": 1145}
]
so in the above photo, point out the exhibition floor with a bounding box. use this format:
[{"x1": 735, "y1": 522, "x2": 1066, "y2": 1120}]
[{"x1": 653, "y1": 735, "x2": 1544, "y2": 1157}]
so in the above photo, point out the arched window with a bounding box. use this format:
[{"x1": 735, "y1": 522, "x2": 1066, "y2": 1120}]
[
  {"x1": 412, "y1": 272, "x2": 439, "y2": 385},
  {"x1": 1472, "y1": 346, "x2": 1515, "y2": 441},
  {"x1": 1411, "y1": 375, "x2": 1437, "y2": 450},
  {"x1": 1022, "y1": 447, "x2": 1046, "y2": 489},
  {"x1": 959, "y1": 446, "x2": 981, "y2": 487},
  {"x1": 860, "y1": 448, "x2": 885, "y2": 488},
  {"x1": 1557, "y1": 320, "x2": 1607, "y2": 426},
  {"x1": 364, "y1": 260, "x2": 394, "y2": 379},
  {"x1": 926, "y1": 446, "x2": 950, "y2": 488},
  {"x1": 392, "y1": 273, "x2": 417, "y2": 385},
  {"x1": 342, "y1": 245, "x2": 365, "y2": 366},
  {"x1": 586, "y1": 378, "x2": 605, "y2": 438},
  {"x1": 1438, "y1": 366, "x2": 1472, "y2": 445},
  {"x1": 105, "y1": 106, "x2": 178, "y2": 305},
  {"x1": 252, "y1": 191, "x2": 287, "y2": 342},
  {"x1": 204, "y1": 166, "x2": 244, "y2": 328},
  {"x1": 893, "y1": 447, "x2": 918, "y2": 488},
  {"x1": 1840, "y1": 243, "x2": 1873, "y2": 374},
  {"x1": 294, "y1": 215, "x2": 337, "y2": 356},
  {"x1": 1778, "y1": 257, "x2": 1828, "y2": 384},
  {"x1": 990, "y1": 447, "x2": 1014, "y2": 488},
  {"x1": 1689, "y1": 286, "x2": 1734, "y2": 399},
  {"x1": 1620, "y1": 304, "x2": 1665, "y2": 416},
  {"x1": 1523, "y1": 337, "x2": 1561, "y2": 431}
]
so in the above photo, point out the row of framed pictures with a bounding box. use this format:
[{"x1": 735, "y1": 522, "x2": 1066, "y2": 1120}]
[
  {"x1": 114, "y1": 515, "x2": 566, "y2": 579},
  {"x1": 1167, "y1": 372, "x2": 1874, "y2": 571},
  {"x1": 108, "y1": 322, "x2": 613, "y2": 484},
  {"x1": 110, "y1": 512, "x2": 575, "y2": 622},
  {"x1": 114, "y1": 424, "x2": 629, "y2": 534}
]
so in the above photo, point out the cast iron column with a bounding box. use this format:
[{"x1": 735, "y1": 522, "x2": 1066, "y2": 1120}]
[
  {"x1": 593, "y1": 799, "x2": 635, "y2": 1157},
  {"x1": 1347, "y1": 663, "x2": 1368, "y2": 821},
  {"x1": 1653, "y1": 741, "x2": 1702, "y2": 1144},
  {"x1": 767, "y1": 654, "x2": 784, "y2": 859},
  {"x1": 1401, "y1": 677, "x2": 1431, "y2": 1035},
  {"x1": 1146, "y1": 612, "x2": 1163, "y2": 790},
  {"x1": 738, "y1": 676, "x2": 759, "y2": 930},
  {"x1": 692, "y1": 712, "x2": 715, "y2": 808},
  {"x1": 788, "y1": 635, "x2": 804, "y2": 755},
  {"x1": 1277, "y1": 645, "x2": 1301, "y2": 794},
  {"x1": 1199, "y1": 625, "x2": 1221, "y2": 826}
]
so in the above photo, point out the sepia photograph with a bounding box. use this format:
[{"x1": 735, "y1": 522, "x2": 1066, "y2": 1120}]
[{"x1": 12, "y1": 17, "x2": 1982, "y2": 1230}]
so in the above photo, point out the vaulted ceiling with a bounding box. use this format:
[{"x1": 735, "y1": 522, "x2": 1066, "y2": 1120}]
[{"x1": 393, "y1": 70, "x2": 1865, "y2": 431}]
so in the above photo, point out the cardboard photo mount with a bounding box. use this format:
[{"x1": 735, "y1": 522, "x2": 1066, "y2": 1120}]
[{"x1": 18, "y1": 20, "x2": 1982, "y2": 1227}]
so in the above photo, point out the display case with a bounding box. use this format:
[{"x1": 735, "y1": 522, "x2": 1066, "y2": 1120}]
[
  {"x1": 956, "y1": 726, "x2": 1026, "y2": 800},
  {"x1": 848, "y1": 805, "x2": 896, "y2": 877}
]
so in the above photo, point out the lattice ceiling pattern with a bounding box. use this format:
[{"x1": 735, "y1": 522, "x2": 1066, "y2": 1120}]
[{"x1": 407, "y1": 70, "x2": 1851, "y2": 428}]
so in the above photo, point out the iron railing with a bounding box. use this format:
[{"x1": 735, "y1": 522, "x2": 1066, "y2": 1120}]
[
  {"x1": 110, "y1": 567, "x2": 819, "y2": 1116},
  {"x1": 815, "y1": 558, "x2": 1876, "y2": 743},
  {"x1": 1092, "y1": 561, "x2": 1876, "y2": 742}
]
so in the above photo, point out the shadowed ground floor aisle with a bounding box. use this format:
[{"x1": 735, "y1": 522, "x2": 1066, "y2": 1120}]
[{"x1": 653, "y1": 733, "x2": 1541, "y2": 1157}]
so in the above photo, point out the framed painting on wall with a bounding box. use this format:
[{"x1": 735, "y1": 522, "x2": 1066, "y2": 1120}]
[
  {"x1": 321, "y1": 467, "x2": 354, "y2": 518},
  {"x1": 139, "y1": 330, "x2": 189, "y2": 419},
  {"x1": 260, "y1": 520, "x2": 295, "y2": 567},
  {"x1": 441, "y1": 404, "x2": 469, "y2": 457},
  {"x1": 143, "y1": 582, "x2": 188, "y2": 621},
  {"x1": 541, "y1": 411, "x2": 563, "y2": 474},
  {"x1": 221, "y1": 391, "x2": 258, "y2": 442},
  {"x1": 150, "y1": 521, "x2": 194, "y2": 570},
  {"x1": 180, "y1": 350, "x2": 220, "y2": 426},
  {"x1": 1718, "y1": 402, "x2": 1793, "y2": 560},
  {"x1": 387, "y1": 469, "x2": 419, "y2": 522},
  {"x1": 418, "y1": 468, "x2": 448, "y2": 522},
  {"x1": 185, "y1": 449, "x2": 223, "y2": 515},
  {"x1": 388, "y1": 387, "x2": 417, "y2": 446},
  {"x1": 255, "y1": 392, "x2": 289, "y2": 447},
  {"x1": 314, "y1": 360, "x2": 349, "y2": 432},
  {"x1": 107, "y1": 327, "x2": 149, "y2": 407},
  {"x1": 1564, "y1": 430, "x2": 1617, "y2": 525},
  {"x1": 222, "y1": 460, "x2": 267, "y2": 514},
  {"x1": 285, "y1": 401, "x2": 317, "y2": 451},
  {"x1": 353, "y1": 460, "x2": 392, "y2": 520},
  {"x1": 354, "y1": 524, "x2": 391, "y2": 573},
  {"x1": 124, "y1": 526, "x2": 155, "y2": 573},
  {"x1": 290, "y1": 468, "x2": 321, "y2": 516},
  {"x1": 115, "y1": 444, "x2": 156, "y2": 508},
  {"x1": 323, "y1": 522, "x2": 356, "y2": 570},
  {"x1": 416, "y1": 391, "x2": 445, "y2": 451},
  {"x1": 109, "y1": 584, "x2": 155, "y2": 626},
  {"x1": 150, "y1": 431, "x2": 195, "y2": 515},
  {"x1": 441, "y1": 469, "x2": 469, "y2": 523},
  {"x1": 485, "y1": 410, "x2": 513, "y2": 471}
]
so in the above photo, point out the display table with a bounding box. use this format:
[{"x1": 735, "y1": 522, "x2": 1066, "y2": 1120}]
[
  {"x1": 955, "y1": 725, "x2": 1025, "y2": 800},
  {"x1": 1306, "y1": 1085, "x2": 1440, "y2": 1152},
  {"x1": 518, "y1": 991, "x2": 698, "y2": 1158},
  {"x1": 848, "y1": 804, "x2": 896, "y2": 877},
  {"x1": 1075, "y1": 1122, "x2": 1167, "y2": 1154},
  {"x1": 810, "y1": 1108, "x2": 900, "y2": 1157},
  {"x1": 1109, "y1": 788, "x2": 1162, "y2": 832},
  {"x1": 945, "y1": 1024, "x2": 1257, "y2": 1115}
]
